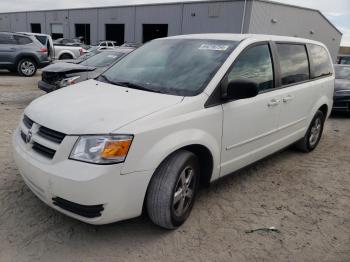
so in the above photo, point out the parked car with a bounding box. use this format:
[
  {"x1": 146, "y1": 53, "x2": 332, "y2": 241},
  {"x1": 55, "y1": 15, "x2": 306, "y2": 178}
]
[
  {"x1": 0, "y1": 32, "x2": 51, "y2": 76},
  {"x1": 39, "y1": 48, "x2": 134, "y2": 93},
  {"x1": 54, "y1": 45, "x2": 87, "y2": 60},
  {"x1": 13, "y1": 34, "x2": 334, "y2": 229},
  {"x1": 95, "y1": 41, "x2": 118, "y2": 48},
  {"x1": 333, "y1": 64, "x2": 350, "y2": 112},
  {"x1": 53, "y1": 38, "x2": 82, "y2": 46},
  {"x1": 17, "y1": 32, "x2": 54, "y2": 61}
]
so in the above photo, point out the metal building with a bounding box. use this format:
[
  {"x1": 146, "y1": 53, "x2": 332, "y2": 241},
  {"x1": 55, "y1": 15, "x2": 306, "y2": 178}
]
[{"x1": 0, "y1": 0, "x2": 342, "y2": 60}]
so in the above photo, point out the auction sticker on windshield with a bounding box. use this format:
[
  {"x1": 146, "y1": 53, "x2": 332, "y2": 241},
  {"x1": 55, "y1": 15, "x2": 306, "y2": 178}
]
[{"x1": 199, "y1": 44, "x2": 229, "y2": 51}]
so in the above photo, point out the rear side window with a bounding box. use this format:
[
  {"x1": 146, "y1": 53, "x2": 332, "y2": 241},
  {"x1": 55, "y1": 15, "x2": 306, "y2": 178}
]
[
  {"x1": 14, "y1": 35, "x2": 33, "y2": 45},
  {"x1": 309, "y1": 45, "x2": 332, "y2": 78},
  {"x1": 0, "y1": 33, "x2": 16, "y2": 44},
  {"x1": 35, "y1": 35, "x2": 47, "y2": 46},
  {"x1": 228, "y1": 44, "x2": 274, "y2": 92},
  {"x1": 276, "y1": 44, "x2": 309, "y2": 85}
]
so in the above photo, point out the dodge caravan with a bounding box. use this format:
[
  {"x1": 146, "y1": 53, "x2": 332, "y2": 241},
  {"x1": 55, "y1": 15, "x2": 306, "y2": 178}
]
[{"x1": 13, "y1": 34, "x2": 334, "y2": 229}]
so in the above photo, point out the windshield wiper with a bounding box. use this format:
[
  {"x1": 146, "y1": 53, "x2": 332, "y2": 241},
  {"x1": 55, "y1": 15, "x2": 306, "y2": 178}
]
[{"x1": 112, "y1": 81, "x2": 162, "y2": 93}]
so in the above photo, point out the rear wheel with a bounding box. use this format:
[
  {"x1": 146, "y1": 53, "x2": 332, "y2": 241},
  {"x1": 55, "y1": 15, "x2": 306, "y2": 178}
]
[
  {"x1": 17, "y1": 58, "x2": 37, "y2": 77},
  {"x1": 146, "y1": 150, "x2": 200, "y2": 229},
  {"x1": 295, "y1": 110, "x2": 325, "y2": 152},
  {"x1": 59, "y1": 53, "x2": 73, "y2": 60}
]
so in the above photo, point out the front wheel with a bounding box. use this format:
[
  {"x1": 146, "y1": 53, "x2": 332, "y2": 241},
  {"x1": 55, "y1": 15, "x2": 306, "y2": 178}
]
[
  {"x1": 17, "y1": 58, "x2": 37, "y2": 77},
  {"x1": 295, "y1": 110, "x2": 325, "y2": 152},
  {"x1": 146, "y1": 150, "x2": 200, "y2": 229}
]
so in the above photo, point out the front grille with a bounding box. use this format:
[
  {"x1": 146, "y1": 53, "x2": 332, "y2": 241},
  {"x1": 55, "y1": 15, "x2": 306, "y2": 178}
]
[
  {"x1": 52, "y1": 197, "x2": 104, "y2": 218},
  {"x1": 37, "y1": 126, "x2": 66, "y2": 144},
  {"x1": 20, "y1": 131, "x2": 27, "y2": 143},
  {"x1": 23, "y1": 115, "x2": 34, "y2": 129},
  {"x1": 20, "y1": 115, "x2": 67, "y2": 160},
  {"x1": 32, "y1": 142, "x2": 56, "y2": 159},
  {"x1": 42, "y1": 71, "x2": 60, "y2": 84}
]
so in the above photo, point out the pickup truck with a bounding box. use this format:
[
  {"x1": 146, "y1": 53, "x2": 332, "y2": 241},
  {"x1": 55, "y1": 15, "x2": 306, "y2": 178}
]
[{"x1": 54, "y1": 45, "x2": 87, "y2": 60}]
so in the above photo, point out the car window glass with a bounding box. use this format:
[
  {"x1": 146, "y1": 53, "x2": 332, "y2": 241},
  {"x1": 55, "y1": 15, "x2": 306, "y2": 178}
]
[
  {"x1": 101, "y1": 39, "x2": 238, "y2": 96},
  {"x1": 309, "y1": 44, "x2": 332, "y2": 78},
  {"x1": 35, "y1": 35, "x2": 47, "y2": 46},
  {"x1": 227, "y1": 44, "x2": 274, "y2": 92},
  {"x1": 14, "y1": 35, "x2": 33, "y2": 45},
  {"x1": 276, "y1": 44, "x2": 309, "y2": 85},
  {"x1": 0, "y1": 33, "x2": 16, "y2": 44},
  {"x1": 339, "y1": 57, "x2": 350, "y2": 65},
  {"x1": 100, "y1": 42, "x2": 107, "y2": 47},
  {"x1": 335, "y1": 66, "x2": 350, "y2": 80},
  {"x1": 80, "y1": 51, "x2": 125, "y2": 67}
]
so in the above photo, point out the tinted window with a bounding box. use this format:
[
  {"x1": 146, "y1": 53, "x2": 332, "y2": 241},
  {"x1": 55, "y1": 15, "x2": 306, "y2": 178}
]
[
  {"x1": 0, "y1": 33, "x2": 16, "y2": 44},
  {"x1": 309, "y1": 45, "x2": 332, "y2": 78},
  {"x1": 100, "y1": 39, "x2": 238, "y2": 96},
  {"x1": 335, "y1": 66, "x2": 350, "y2": 80},
  {"x1": 227, "y1": 44, "x2": 274, "y2": 92},
  {"x1": 14, "y1": 35, "x2": 33, "y2": 45},
  {"x1": 339, "y1": 57, "x2": 350, "y2": 65},
  {"x1": 35, "y1": 35, "x2": 47, "y2": 46},
  {"x1": 277, "y1": 44, "x2": 309, "y2": 85}
]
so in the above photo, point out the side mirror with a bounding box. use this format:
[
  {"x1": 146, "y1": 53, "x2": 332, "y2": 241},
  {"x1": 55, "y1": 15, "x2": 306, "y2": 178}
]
[{"x1": 224, "y1": 79, "x2": 259, "y2": 100}]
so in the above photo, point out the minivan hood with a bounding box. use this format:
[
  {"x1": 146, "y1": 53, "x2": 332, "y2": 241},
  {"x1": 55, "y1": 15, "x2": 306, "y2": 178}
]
[
  {"x1": 25, "y1": 80, "x2": 183, "y2": 134},
  {"x1": 43, "y1": 62, "x2": 96, "y2": 73}
]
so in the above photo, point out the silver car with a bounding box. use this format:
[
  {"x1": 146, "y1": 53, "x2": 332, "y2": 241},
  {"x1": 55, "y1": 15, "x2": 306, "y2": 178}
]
[{"x1": 0, "y1": 32, "x2": 51, "y2": 76}]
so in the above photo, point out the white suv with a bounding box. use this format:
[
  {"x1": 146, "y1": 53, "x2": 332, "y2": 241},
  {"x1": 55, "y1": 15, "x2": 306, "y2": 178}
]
[{"x1": 13, "y1": 34, "x2": 334, "y2": 229}]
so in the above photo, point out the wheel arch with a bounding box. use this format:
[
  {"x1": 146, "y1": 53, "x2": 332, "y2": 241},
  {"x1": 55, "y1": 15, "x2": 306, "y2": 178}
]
[{"x1": 15, "y1": 54, "x2": 39, "y2": 66}]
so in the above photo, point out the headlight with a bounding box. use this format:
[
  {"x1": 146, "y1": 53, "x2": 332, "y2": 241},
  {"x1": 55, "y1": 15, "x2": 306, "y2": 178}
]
[
  {"x1": 59, "y1": 76, "x2": 80, "y2": 88},
  {"x1": 69, "y1": 135, "x2": 133, "y2": 164}
]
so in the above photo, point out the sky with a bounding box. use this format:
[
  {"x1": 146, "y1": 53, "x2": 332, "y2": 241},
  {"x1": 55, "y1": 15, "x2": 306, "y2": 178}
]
[{"x1": 0, "y1": 0, "x2": 349, "y2": 46}]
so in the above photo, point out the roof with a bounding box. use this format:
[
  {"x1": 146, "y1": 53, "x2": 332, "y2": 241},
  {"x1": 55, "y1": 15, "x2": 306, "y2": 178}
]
[
  {"x1": 166, "y1": 33, "x2": 327, "y2": 45},
  {"x1": 0, "y1": 0, "x2": 342, "y2": 35}
]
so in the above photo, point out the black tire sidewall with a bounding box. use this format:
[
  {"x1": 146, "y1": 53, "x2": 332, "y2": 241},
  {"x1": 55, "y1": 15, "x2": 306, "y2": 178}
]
[
  {"x1": 305, "y1": 111, "x2": 325, "y2": 151},
  {"x1": 17, "y1": 58, "x2": 37, "y2": 77},
  {"x1": 170, "y1": 153, "x2": 200, "y2": 227},
  {"x1": 59, "y1": 54, "x2": 73, "y2": 60}
]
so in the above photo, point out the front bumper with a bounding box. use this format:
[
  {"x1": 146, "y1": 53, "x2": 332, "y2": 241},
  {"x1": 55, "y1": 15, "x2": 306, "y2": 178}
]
[
  {"x1": 12, "y1": 127, "x2": 154, "y2": 225},
  {"x1": 38, "y1": 80, "x2": 58, "y2": 93}
]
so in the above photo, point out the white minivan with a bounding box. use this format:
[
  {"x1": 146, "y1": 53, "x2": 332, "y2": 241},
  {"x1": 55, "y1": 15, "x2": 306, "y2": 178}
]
[{"x1": 13, "y1": 34, "x2": 334, "y2": 229}]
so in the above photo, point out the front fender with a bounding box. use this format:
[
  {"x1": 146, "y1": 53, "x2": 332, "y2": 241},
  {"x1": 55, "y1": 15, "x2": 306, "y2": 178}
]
[{"x1": 122, "y1": 128, "x2": 221, "y2": 181}]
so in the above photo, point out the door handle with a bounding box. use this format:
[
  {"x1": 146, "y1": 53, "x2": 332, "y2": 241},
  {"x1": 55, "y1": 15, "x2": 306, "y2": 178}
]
[
  {"x1": 282, "y1": 95, "x2": 294, "y2": 103},
  {"x1": 267, "y1": 99, "x2": 280, "y2": 107}
]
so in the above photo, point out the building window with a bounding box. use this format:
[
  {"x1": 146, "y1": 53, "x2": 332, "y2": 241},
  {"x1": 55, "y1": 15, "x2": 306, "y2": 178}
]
[
  {"x1": 75, "y1": 24, "x2": 90, "y2": 45},
  {"x1": 105, "y1": 24, "x2": 125, "y2": 45},
  {"x1": 31, "y1": 23, "x2": 41, "y2": 33},
  {"x1": 142, "y1": 24, "x2": 168, "y2": 43}
]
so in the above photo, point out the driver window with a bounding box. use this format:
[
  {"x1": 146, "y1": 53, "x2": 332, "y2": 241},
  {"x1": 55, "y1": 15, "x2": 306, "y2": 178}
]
[{"x1": 227, "y1": 44, "x2": 274, "y2": 92}]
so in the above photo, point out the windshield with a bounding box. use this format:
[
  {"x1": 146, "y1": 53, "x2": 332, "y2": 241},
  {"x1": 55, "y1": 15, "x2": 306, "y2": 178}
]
[
  {"x1": 335, "y1": 66, "x2": 350, "y2": 80},
  {"x1": 100, "y1": 39, "x2": 237, "y2": 96},
  {"x1": 80, "y1": 51, "x2": 126, "y2": 67}
]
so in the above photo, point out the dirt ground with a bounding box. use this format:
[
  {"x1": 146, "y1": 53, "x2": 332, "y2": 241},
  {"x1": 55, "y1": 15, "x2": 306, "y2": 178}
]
[{"x1": 0, "y1": 70, "x2": 349, "y2": 262}]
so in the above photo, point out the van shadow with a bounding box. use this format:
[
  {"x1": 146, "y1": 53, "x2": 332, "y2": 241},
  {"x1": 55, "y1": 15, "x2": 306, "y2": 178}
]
[{"x1": 0, "y1": 69, "x2": 17, "y2": 76}]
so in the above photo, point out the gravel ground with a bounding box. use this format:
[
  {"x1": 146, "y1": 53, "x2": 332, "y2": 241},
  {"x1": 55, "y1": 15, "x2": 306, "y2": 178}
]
[{"x1": 0, "y1": 70, "x2": 350, "y2": 262}]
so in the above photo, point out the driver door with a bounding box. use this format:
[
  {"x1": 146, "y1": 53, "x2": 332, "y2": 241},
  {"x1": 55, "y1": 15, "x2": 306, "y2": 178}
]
[{"x1": 220, "y1": 43, "x2": 282, "y2": 176}]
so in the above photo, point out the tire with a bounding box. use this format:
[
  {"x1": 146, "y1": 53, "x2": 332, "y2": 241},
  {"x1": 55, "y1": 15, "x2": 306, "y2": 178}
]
[
  {"x1": 295, "y1": 110, "x2": 325, "y2": 152},
  {"x1": 59, "y1": 53, "x2": 73, "y2": 60},
  {"x1": 146, "y1": 150, "x2": 200, "y2": 229},
  {"x1": 17, "y1": 58, "x2": 37, "y2": 77}
]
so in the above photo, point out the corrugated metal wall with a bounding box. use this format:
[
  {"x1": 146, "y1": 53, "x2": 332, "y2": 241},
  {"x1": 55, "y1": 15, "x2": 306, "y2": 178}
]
[
  {"x1": 247, "y1": 0, "x2": 342, "y2": 60},
  {"x1": 0, "y1": 0, "x2": 341, "y2": 60}
]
